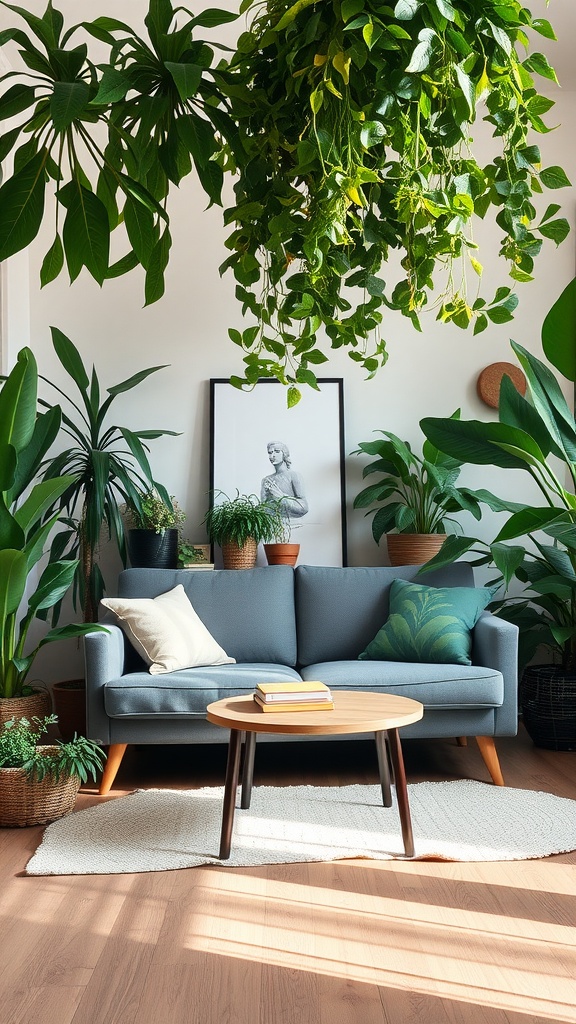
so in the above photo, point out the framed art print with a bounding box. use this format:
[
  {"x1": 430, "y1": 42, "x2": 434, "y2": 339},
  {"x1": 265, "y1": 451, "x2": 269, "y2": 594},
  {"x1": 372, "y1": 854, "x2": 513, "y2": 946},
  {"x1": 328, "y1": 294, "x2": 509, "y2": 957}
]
[{"x1": 210, "y1": 378, "x2": 347, "y2": 566}]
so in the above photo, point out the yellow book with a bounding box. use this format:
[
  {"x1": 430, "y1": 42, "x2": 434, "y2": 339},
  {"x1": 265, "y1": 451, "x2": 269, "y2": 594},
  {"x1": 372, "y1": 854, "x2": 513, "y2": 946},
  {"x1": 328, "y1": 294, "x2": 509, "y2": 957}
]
[
  {"x1": 256, "y1": 681, "x2": 331, "y2": 702},
  {"x1": 253, "y1": 693, "x2": 334, "y2": 713}
]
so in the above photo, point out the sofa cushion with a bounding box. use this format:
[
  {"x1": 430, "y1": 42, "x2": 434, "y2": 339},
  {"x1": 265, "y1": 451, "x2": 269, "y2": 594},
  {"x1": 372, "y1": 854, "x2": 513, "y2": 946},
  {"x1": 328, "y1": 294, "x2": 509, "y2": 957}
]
[
  {"x1": 101, "y1": 585, "x2": 235, "y2": 674},
  {"x1": 118, "y1": 566, "x2": 298, "y2": 666},
  {"x1": 359, "y1": 578, "x2": 494, "y2": 666},
  {"x1": 104, "y1": 663, "x2": 302, "y2": 717},
  {"x1": 295, "y1": 563, "x2": 475, "y2": 665},
  {"x1": 300, "y1": 661, "x2": 504, "y2": 709}
]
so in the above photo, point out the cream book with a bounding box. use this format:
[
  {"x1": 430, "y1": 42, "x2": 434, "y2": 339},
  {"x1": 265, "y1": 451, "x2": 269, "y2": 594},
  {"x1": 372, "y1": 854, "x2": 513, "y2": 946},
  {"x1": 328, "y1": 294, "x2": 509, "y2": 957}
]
[
  {"x1": 253, "y1": 693, "x2": 334, "y2": 713},
  {"x1": 255, "y1": 681, "x2": 331, "y2": 703}
]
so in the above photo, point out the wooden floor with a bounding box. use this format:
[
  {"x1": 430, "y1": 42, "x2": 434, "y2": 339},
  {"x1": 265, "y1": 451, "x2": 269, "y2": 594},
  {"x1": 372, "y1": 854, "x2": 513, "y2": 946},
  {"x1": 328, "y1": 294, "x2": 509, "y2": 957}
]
[{"x1": 2, "y1": 725, "x2": 576, "y2": 1024}]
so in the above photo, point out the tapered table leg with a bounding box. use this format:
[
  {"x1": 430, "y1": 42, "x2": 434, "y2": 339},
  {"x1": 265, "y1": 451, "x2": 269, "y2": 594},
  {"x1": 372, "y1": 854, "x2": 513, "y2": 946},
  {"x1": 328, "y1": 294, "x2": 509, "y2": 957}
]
[
  {"x1": 218, "y1": 728, "x2": 243, "y2": 860},
  {"x1": 374, "y1": 730, "x2": 392, "y2": 807},
  {"x1": 387, "y1": 727, "x2": 415, "y2": 858},
  {"x1": 240, "y1": 730, "x2": 256, "y2": 809}
]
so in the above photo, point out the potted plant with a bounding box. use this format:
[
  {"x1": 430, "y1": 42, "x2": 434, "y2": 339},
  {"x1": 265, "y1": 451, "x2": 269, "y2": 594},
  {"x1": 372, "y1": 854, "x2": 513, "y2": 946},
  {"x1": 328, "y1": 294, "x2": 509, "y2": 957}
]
[
  {"x1": 420, "y1": 277, "x2": 576, "y2": 750},
  {"x1": 0, "y1": 1, "x2": 568, "y2": 395},
  {"x1": 203, "y1": 492, "x2": 281, "y2": 569},
  {"x1": 38, "y1": 328, "x2": 178, "y2": 736},
  {"x1": 0, "y1": 714, "x2": 104, "y2": 827},
  {"x1": 0, "y1": 348, "x2": 105, "y2": 726},
  {"x1": 124, "y1": 489, "x2": 186, "y2": 569},
  {"x1": 263, "y1": 510, "x2": 302, "y2": 567},
  {"x1": 352, "y1": 414, "x2": 483, "y2": 565}
]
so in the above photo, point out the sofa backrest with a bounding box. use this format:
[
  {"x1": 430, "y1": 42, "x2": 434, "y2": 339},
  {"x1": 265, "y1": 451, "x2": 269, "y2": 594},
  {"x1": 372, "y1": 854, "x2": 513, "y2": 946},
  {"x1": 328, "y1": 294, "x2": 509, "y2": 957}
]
[
  {"x1": 117, "y1": 565, "x2": 298, "y2": 666},
  {"x1": 295, "y1": 562, "x2": 475, "y2": 665}
]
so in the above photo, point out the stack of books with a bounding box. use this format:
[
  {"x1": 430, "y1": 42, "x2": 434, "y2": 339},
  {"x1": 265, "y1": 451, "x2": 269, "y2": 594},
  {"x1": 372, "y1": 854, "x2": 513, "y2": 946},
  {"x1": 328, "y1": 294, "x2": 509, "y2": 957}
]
[{"x1": 253, "y1": 681, "x2": 334, "y2": 712}]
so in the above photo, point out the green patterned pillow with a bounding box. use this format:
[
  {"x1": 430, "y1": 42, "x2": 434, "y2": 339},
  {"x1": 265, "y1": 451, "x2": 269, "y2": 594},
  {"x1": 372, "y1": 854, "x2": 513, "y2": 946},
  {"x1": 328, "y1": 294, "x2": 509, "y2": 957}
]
[{"x1": 358, "y1": 578, "x2": 494, "y2": 666}]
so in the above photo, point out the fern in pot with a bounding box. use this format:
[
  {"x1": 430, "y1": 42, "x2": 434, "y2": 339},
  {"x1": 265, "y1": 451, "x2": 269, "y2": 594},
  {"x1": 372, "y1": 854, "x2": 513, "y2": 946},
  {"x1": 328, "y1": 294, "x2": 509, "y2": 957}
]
[
  {"x1": 203, "y1": 492, "x2": 282, "y2": 569},
  {"x1": 0, "y1": 715, "x2": 105, "y2": 827}
]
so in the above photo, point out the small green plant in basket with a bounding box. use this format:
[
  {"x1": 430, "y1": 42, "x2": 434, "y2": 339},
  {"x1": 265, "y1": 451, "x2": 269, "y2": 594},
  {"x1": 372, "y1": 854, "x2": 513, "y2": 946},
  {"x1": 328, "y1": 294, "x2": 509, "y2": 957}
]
[{"x1": 0, "y1": 715, "x2": 105, "y2": 783}]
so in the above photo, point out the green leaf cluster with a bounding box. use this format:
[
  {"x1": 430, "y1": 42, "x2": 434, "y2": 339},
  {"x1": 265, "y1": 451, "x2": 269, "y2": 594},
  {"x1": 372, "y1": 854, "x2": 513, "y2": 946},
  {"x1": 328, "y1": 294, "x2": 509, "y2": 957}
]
[
  {"x1": 203, "y1": 491, "x2": 284, "y2": 546},
  {"x1": 217, "y1": 0, "x2": 569, "y2": 394},
  {"x1": 39, "y1": 327, "x2": 180, "y2": 622},
  {"x1": 352, "y1": 410, "x2": 483, "y2": 539},
  {"x1": 0, "y1": 347, "x2": 106, "y2": 697},
  {"x1": 0, "y1": 714, "x2": 104, "y2": 782},
  {"x1": 420, "y1": 277, "x2": 576, "y2": 672},
  {"x1": 125, "y1": 488, "x2": 186, "y2": 534}
]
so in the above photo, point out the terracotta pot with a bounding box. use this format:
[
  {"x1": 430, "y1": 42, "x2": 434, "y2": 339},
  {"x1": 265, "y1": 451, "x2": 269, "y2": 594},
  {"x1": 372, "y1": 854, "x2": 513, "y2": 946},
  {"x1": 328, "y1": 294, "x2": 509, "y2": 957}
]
[
  {"x1": 0, "y1": 689, "x2": 52, "y2": 728},
  {"x1": 264, "y1": 543, "x2": 300, "y2": 566},
  {"x1": 221, "y1": 538, "x2": 258, "y2": 569},
  {"x1": 51, "y1": 679, "x2": 86, "y2": 741},
  {"x1": 521, "y1": 664, "x2": 576, "y2": 751},
  {"x1": 386, "y1": 533, "x2": 447, "y2": 567}
]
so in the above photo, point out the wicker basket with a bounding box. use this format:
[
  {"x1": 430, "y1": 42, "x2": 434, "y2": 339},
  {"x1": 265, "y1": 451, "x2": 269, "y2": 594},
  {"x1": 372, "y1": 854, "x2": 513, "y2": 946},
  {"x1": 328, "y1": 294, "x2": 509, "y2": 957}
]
[
  {"x1": 0, "y1": 746, "x2": 80, "y2": 827},
  {"x1": 0, "y1": 689, "x2": 52, "y2": 728},
  {"x1": 521, "y1": 664, "x2": 576, "y2": 751},
  {"x1": 386, "y1": 533, "x2": 447, "y2": 566},
  {"x1": 221, "y1": 538, "x2": 258, "y2": 569}
]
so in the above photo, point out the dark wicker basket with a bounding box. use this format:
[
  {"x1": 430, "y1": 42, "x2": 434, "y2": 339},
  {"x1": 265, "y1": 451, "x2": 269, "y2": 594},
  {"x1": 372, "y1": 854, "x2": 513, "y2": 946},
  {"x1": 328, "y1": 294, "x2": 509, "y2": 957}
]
[{"x1": 521, "y1": 664, "x2": 576, "y2": 751}]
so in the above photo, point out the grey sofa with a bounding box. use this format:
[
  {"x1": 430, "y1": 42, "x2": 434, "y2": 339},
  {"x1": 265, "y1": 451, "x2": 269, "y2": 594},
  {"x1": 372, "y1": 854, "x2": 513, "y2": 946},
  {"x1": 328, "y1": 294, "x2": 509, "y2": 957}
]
[{"x1": 84, "y1": 562, "x2": 518, "y2": 793}]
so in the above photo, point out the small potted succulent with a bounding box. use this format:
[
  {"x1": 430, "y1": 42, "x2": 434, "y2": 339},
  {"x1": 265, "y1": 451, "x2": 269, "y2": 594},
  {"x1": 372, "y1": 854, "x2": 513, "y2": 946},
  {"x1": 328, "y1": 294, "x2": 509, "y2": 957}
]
[
  {"x1": 0, "y1": 715, "x2": 105, "y2": 827},
  {"x1": 203, "y1": 492, "x2": 281, "y2": 569},
  {"x1": 125, "y1": 489, "x2": 186, "y2": 569}
]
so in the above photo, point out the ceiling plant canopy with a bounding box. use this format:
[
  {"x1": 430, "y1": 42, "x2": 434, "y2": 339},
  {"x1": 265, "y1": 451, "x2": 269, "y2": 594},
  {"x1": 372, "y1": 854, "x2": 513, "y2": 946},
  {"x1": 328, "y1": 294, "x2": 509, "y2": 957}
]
[{"x1": 0, "y1": 0, "x2": 570, "y2": 402}]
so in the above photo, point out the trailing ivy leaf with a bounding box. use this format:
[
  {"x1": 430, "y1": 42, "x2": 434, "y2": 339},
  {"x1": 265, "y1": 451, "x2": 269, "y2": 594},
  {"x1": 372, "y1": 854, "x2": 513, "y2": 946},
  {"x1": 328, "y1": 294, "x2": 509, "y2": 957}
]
[
  {"x1": 0, "y1": 149, "x2": 46, "y2": 262},
  {"x1": 540, "y1": 166, "x2": 571, "y2": 190},
  {"x1": 394, "y1": 0, "x2": 420, "y2": 19},
  {"x1": 538, "y1": 218, "x2": 570, "y2": 246},
  {"x1": 524, "y1": 52, "x2": 559, "y2": 83},
  {"x1": 405, "y1": 28, "x2": 437, "y2": 73},
  {"x1": 531, "y1": 18, "x2": 556, "y2": 40},
  {"x1": 40, "y1": 234, "x2": 64, "y2": 287}
]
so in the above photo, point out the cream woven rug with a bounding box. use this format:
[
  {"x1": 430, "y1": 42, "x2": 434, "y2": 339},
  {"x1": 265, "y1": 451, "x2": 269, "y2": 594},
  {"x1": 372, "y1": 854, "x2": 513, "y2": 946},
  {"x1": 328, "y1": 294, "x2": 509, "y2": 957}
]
[{"x1": 25, "y1": 780, "x2": 576, "y2": 875}]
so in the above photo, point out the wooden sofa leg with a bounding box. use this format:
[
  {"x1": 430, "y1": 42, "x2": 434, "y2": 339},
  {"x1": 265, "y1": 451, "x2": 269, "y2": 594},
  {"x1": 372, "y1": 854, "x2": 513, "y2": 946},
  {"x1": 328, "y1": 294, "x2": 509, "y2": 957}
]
[
  {"x1": 99, "y1": 743, "x2": 128, "y2": 795},
  {"x1": 456, "y1": 737, "x2": 468, "y2": 747},
  {"x1": 475, "y1": 736, "x2": 505, "y2": 786}
]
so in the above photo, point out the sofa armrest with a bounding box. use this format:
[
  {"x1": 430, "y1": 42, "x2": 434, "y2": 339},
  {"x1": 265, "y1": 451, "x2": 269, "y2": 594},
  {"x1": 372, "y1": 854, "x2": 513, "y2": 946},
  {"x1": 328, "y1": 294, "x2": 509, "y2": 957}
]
[
  {"x1": 83, "y1": 624, "x2": 126, "y2": 744},
  {"x1": 472, "y1": 611, "x2": 519, "y2": 734}
]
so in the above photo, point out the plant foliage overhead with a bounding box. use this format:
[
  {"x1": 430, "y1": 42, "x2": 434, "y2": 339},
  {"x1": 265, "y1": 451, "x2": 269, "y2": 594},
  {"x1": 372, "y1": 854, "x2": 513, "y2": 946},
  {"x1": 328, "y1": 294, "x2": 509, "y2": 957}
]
[
  {"x1": 420, "y1": 277, "x2": 576, "y2": 673},
  {"x1": 0, "y1": 0, "x2": 570, "y2": 398}
]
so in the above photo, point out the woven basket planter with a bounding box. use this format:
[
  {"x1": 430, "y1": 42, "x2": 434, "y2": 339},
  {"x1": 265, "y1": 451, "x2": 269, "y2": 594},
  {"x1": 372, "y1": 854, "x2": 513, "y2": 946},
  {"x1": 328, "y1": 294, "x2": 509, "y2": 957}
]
[
  {"x1": 386, "y1": 533, "x2": 447, "y2": 567},
  {"x1": 0, "y1": 690, "x2": 52, "y2": 729},
  {"x1": 521, "y1": 664, "x2": 576, "y2": 751},
  {"x1": 221, "y1": 538, "x2": 258, "y2": 569},
  {"x1": 0, "y1": 746, "x2": 80, "y2": 827}
]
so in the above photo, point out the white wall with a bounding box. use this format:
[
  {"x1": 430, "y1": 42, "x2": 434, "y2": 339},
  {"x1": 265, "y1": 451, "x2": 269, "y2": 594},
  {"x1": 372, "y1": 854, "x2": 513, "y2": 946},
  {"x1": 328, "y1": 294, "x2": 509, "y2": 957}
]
[{"x1": 2, "y1": 1, "x2": 576, "y2": 680}]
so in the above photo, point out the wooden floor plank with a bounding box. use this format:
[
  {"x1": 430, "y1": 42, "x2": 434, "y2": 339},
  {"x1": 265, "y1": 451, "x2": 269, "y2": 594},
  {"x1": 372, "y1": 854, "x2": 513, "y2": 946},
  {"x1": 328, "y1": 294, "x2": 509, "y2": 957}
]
[{"x1": 1, "y1": 726, "x2": 575, "y2": 1024}]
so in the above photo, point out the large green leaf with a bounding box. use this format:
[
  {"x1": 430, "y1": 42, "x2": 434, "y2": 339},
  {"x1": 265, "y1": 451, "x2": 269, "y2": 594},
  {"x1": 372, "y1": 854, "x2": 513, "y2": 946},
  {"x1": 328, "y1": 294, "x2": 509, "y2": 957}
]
[
  {"x1": 494, "y1": 508, "x2": 568, "y2": 543},
  {"x1": 165, "y1": 62, "x2": 202, "y2": 101},
  {"x1": 541, "y1": 276, "x2": 576, "y2": 382},
  {"x1": 510, "y1": 340, "x2": 576, "y2": 462},
  {"x1": 50, "y1": 80, "x2": 90, "y2": 132},
  {"x1": 0, "y1": 149, "x2": 46, "y2": 262},
  {"x1": 0, "y1": 347, "x2": 37, "y2": 453},
  {"x1": 50, "y1": 326, "x2": 90, "y2": 392},
  {"x1": 26, "y1": 558, "x2": 78, "y2": 613},
  {"x1": 420, "y1": 417, "x2": 541, "y2": 470},
  {"x1": 60, "y1": 180, "x2": 110, "y2": 285},
  {"x1": 0, "y1": 496, "x2": 24, "y2": 549},
  {"x1": 0, "y1": 82, "x2": 36, "y2": 120},
  {"x1": 13, "y1": 475, "x2": 75, "y2": 535},
  {"x1": 7, "y1": 405, "x2": 61, "y2": 504},
  {"x1": 0, "y1": 549, "x2": 27, "y2": 620}
]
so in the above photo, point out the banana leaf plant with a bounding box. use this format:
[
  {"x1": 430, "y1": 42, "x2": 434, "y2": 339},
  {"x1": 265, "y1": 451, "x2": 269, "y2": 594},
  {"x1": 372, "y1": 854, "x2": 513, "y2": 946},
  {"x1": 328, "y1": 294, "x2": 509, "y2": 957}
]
[
  {"x1": 352, "y1": 412, "x2": 483, "y2": 541},
  {"x1": 40, "y1": 327, "x2": 179, "y2": 623},
  {"x1": 420, "y1": 276, "x2": 576, "y2": 672},
  {"x1": 0, "y1": 347, "x2": 105, "y2": 699}
]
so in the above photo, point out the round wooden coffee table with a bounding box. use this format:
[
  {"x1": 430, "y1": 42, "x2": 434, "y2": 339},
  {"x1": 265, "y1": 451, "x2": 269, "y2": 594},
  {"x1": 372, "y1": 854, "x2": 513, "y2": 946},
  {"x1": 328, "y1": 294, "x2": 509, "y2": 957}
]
[{"x1": 206, "y1": 690, "x2": 424, "y2": 860}]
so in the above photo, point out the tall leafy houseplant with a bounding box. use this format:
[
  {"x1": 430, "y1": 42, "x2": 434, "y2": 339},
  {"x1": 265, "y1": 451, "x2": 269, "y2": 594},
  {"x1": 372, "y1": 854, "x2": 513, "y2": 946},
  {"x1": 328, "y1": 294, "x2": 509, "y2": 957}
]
[
  {"x1": 0, "y1": 0, "x2": 570, "y2": 395},
  {"x1": 0, "y1": 348, "x2": 102, "y2": 700},
  {"x1": 40, "y1": 328, "x2": 178, "y2": 622},
  {"x1": 420, "y1": 277, "x2": 576, "y2": 747},
  {"x1": 352, "y1": 415, "x2": 483, "y2": 559}
]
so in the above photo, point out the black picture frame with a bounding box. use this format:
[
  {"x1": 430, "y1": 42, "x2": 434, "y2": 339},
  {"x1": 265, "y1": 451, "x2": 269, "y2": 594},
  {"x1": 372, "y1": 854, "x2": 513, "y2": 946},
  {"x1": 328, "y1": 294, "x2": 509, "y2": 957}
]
[{"x1": 210, "y1": 378, "x2": 347, "y2": 566}]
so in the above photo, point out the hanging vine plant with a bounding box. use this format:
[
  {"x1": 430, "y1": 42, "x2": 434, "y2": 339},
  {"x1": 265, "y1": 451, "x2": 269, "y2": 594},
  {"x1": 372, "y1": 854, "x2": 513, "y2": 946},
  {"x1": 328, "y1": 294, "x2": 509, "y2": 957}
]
[
  {"x1": 216, "y1": 0, "x2": 570, "y2": 401},
  {"x1": 0, "y1": 0, "x2": 570, "y2": 399}
]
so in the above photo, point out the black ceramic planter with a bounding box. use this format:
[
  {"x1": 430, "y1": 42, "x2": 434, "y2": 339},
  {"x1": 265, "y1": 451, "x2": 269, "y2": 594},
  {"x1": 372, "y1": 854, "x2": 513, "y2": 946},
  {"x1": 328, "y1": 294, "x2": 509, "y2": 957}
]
[
  {"x1": 127, "y1": 528, "x2": 179, "y2": 569},
  {"x1": 521, "y1": 664, "x2": 576, "y2": 751}
]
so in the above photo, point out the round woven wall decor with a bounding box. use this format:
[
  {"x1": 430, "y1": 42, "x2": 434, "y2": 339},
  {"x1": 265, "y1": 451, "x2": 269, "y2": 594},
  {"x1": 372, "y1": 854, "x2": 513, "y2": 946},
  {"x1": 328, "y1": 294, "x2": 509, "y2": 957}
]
[{"x1": 477, "y1": 362, "x2": 527, "y2": 408}]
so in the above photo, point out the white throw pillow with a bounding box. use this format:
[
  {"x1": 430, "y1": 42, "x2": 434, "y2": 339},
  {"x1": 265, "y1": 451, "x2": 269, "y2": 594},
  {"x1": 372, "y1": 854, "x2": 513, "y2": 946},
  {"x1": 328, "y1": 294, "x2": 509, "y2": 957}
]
[{"x1": 101, "y1": 584, "x2": 235, "y2": 674}]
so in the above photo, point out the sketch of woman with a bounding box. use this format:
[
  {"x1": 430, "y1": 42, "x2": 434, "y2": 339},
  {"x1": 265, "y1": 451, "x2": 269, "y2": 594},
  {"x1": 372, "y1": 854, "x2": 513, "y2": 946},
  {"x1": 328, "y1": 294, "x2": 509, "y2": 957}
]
[{"x1": 260, "y1": 442, "x2": 309, "y2": 519}]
